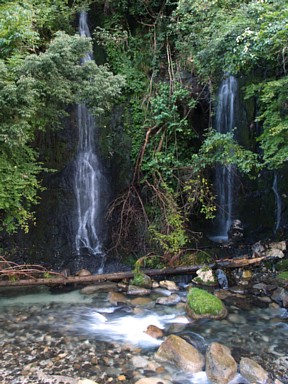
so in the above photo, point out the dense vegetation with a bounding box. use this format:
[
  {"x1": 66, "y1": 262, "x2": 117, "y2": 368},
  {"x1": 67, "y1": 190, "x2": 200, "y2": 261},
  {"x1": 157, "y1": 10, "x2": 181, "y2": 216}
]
[{"x1": 0, "y1": 0, "x2": 287, "y2": 260}]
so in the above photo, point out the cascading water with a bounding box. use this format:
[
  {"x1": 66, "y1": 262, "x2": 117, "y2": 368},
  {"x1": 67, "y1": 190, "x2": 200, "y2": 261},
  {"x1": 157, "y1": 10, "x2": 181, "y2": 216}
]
[
  {"x1": 214, "y1": 76, "x2": 238, "y2": 241},
  {"x1": 272, "y1": 172, "x2": 282, "y2": 233},
  {"x1": 74, "y1": 11, "x2": 105, "y2": 272}
]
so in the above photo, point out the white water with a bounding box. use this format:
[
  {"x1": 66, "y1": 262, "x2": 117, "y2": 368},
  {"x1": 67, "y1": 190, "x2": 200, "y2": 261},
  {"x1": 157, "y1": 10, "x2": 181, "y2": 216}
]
[
  {"x1": 272, "y1": 172, "x2": 282, "y2": 233},
  {"x1": 214, "y1": 76, "x2": 238, "y2": 241},
  {"x1": 74, "y1": 12, "x2": 105, "y2": 270}
]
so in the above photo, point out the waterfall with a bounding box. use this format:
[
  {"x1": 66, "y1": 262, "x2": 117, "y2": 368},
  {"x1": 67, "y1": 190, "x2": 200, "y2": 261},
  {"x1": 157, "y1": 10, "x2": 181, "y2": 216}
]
[
  {"x1": 272, "y1": 172, "x2": 282, "y2": 233},
  {"x1": 74, "y1": 11, "x2": 105, "y2": 272},
  {"x1": 214, "y1": 76, "x2": 238, "y2": 241}
]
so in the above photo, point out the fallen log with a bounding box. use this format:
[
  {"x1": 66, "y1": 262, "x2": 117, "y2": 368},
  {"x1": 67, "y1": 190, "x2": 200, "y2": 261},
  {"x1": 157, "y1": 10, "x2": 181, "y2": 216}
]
[{"x1": 0, "y1": 255, "x2": 269, "y2": 288}]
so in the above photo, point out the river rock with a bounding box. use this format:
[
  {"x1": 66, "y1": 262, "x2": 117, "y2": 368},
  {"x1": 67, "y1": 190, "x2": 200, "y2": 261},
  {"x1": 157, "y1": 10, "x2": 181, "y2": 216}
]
[
  {"x1": 130, "y1": 297, "x2": 153, "y2": 306},
  {"x1": 193, "y1": 267, "x2": 217, "y2": 286},
  {"x1": 127, "y1": 285, "x2": 151, "y2": 296},
  {"x1": 239, "y1": 357, "x2": 269, "y2": 384},
  {"x1": 155, "y1": 334, "x2": 205, "y2": 373},
  {"x1": 134, "y1": 378, "x2": 172, "y2": 384},
  {"x1": 132, "y1": 356, "x2": 149, "y2": 368},
  {"x1": 76, "y1": 269, "x2": 91, "y2": 277},
  {"x1": 132, "y1": 273, "x2": 153, "y2": 289},
  {"x1": 206, "y1": 342, "x2": 237, "y2": 384},
  {"x1": 265, "y1": 248, "x2": 285, "y2": 258},
  {"x1": 80, "y1": 283, "x2": 117, "y2": 295},
  {"x1": 271, "y1": 287, "x2": 288, "y2": 308},
  {"x1": 156, "y1": 293, "x2": 181, "y2": 305},
  {"x1": 215, "y1": 269, "x2": 229, "y2": 289},
  {"x1": 144, "y1": 324, "x2": 164, "y2": 339},
  {"x1": 78, "y1": 380, "x2": 99, "y2": 384},
  {"x1": 269, "y1": 241, "x2": 287, "y2": 252},
  {"x1": 252, "y1": 241, "x2": 266, "y2": 258},
  {"x1": 159, "y1": 280, "x2": 179, "y2": 291},
  {"x1": 107, "y1": 291, "x2": 129, "y2": 305}
]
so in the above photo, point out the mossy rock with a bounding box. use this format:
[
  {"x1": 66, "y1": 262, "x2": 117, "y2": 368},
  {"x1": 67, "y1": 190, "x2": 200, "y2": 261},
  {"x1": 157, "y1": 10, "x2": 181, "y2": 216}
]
[
  {"x1": 131, "y1": 272, "x2": 152, "y2": 288},
  {"x1": 186, "y1": 287, "x2": 227, "y2": 320}
]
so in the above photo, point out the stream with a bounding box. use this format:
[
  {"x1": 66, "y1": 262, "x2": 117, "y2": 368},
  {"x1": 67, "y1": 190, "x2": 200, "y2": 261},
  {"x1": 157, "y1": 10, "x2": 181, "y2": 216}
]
[{"x1": 0, "y1": 282, "x2": 287, "y2": 384}]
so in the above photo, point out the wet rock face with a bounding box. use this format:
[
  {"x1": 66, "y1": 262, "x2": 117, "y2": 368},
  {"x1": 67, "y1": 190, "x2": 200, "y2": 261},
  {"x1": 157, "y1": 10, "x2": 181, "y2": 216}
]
[
  {"x1": 228, "y1": 219, "x2": 244, "y2": 243},
  {"x1": 205, "y1": 342, "x2": 237, "y2": 384},
  {"x1": 155, "y1": 334, "x2": 205, "y2": 374}
]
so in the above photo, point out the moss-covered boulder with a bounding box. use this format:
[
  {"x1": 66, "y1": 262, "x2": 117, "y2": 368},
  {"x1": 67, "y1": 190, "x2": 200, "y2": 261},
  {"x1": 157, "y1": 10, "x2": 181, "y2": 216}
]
[
  {"x1": 186, "y1": 287, "x2": 227, "y2": 320},
  {"x1": 131, "y1": 272, "x2": 153, "y2": 289}
]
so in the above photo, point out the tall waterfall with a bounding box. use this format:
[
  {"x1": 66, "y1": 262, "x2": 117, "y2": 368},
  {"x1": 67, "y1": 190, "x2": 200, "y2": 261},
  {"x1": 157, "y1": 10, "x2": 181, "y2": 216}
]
[
  {"x1": 74, "y1": 11, "x2": 105, "y2": 272},
  {"x1": 272, "y1": 172, "x2": 282, "y2": 233},
  {"x1": 214, "y1": 76, "x2": 238, "y2": 241}
]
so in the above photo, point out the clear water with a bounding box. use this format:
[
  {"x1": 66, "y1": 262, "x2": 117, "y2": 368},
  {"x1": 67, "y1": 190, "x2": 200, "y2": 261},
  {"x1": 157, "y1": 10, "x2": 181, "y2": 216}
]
[{"x1": 0, "y1": 286, "x2": 287, "y2": 383}]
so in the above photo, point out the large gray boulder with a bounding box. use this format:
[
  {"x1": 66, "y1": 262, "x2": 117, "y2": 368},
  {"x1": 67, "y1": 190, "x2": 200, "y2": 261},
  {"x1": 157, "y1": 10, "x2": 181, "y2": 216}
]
[
  {"x1": 155, "y1": 334, "x2": 204, "y2": 373},
  {"x1": 206, "y1": 342, "x2": 237, "y2": 384}
]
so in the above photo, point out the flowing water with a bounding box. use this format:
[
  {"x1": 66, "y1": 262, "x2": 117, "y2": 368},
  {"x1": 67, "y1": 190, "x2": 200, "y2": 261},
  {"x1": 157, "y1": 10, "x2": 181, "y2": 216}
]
[
  {"x1": 74, "y1": 12, "x2": 105, "y2": 271},
  {"x1": 0, "y1": 285, "x2": 287, "y2": 383},
  {"x1": 213, "y1": 76, "x2": 238, "y2": 242},
  {"x1": 272, "y1": 172, "x2": 282, "y2": 233}
]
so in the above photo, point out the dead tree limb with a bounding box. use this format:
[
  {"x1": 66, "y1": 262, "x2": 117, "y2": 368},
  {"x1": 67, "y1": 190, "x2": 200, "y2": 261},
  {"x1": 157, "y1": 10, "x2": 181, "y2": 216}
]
[{"x1": 0, "y1": 256, "x2": 269, "y2": 288}]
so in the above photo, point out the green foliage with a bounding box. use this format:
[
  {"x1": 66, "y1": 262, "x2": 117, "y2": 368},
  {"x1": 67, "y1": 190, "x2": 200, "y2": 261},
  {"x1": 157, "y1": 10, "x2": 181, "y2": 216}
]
[
  {"x1": 149, "y1": 208, "x2": 188, "y2": 256},
  {"x1": 172, "y1": 0, "x2": 288, "y2": 79},
  {"x1": 183, "y1": 176, "x2": 216, "y2": 219},
  {"x1": 246, "y1": 77, "x2": 288, "y2": 169},
  {"x1": 193, "y1": 130, "x2": 260, "y2": 175},
  {"x1": 187, "y1": 287, "x2": 224, "y2": 315},
  {"x1": 0, "y1": 18, "x2": 124, "y2": 232}
]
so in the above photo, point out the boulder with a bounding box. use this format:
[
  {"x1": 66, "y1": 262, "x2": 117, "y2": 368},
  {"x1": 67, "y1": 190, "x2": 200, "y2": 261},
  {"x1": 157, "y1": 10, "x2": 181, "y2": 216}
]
[
  {"x1": 159, "y1": 280, "x2": 179, "y2": 291},
  {"x1": 144, "y1": 324, "x2": 164, "y2": 339},
  {"x1": 215, "y1": 269, "x2": 229, "y2": 289},
  {"x1": 156, "y1": 293, "x2": 181, "y2": 305},
  {"x1": 127, "y1": 285, "x2": 151, "y2": 296},
  {"x1": 271, "y1": 287, "x2": 288, "y2": 308},
  {"x1": 76, "y1": 269, "x2": 91, "y2": 277},
  {"x1": 186, "y1": 287, "x2": 227, "y2": 320},
  {"x1": 265, "y1": 248, "x2": 285, "y2": 258},
  {"x1": 206, "y1": 342, "x2": 237, "y2": 384},
  {"x1": 131, "y1": 273, "x2": 153, "y2": 289},
  {"x1": 193, "y1": 267, "x2": 217, "y2": 286},
  {"x1": 252, "y1": 241, "x2": 266, "y2": 258},
  {"x1": 269, "y1": 241, "x2": 286, "y2": 251},
  {"x1": 80, "y1": 283, "x2": 117, "y2": 295},
  {"x1": 107, "y1": 291, "x2": 129, "y2": 305},
  {"x1": 239, "y1": 357, "x2": 269, "y2": 384},
  {"x1": 155, "y1": 334, "x2": 204, "y2": 373}
]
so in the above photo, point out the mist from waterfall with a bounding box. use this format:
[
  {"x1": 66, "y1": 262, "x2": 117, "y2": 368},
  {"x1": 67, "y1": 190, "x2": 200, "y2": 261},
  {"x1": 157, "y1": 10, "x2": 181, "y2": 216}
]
[
  {"x1": 214, "y1": 76, "x2": 238, "y2": 241},
  {"x1": 74, "y1": 11, "x2": 105, "y2": 272}
]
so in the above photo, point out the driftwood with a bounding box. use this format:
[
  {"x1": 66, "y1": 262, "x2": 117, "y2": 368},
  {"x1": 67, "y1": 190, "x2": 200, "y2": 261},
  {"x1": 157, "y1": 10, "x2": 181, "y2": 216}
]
[{"x1": 0, "y1": 255, "x2": 269, "y2": 288}]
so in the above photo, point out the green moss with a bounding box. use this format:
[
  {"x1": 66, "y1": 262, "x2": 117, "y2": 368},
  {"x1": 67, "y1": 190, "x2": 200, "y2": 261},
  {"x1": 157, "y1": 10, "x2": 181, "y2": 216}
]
[
  {"x1": 187, "y1": 287, "x2": 224, "y2": 315},
  {"x1": 278, "y1": 271, "x2": 288, "y2": 281},
  {"x1": 131, "y1": 271, "x2": 146, "y2": 286}
]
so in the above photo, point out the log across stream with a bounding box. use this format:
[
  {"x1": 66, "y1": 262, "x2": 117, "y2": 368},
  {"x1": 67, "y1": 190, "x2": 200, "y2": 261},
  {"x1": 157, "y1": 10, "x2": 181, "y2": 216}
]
[{"x1": 0, "y1": 255, "x2": 269, "y2": 287}]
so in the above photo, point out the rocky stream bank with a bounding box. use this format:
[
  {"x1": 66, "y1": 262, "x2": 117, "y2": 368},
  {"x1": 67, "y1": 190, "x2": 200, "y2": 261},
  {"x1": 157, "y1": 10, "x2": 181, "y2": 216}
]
[{"x1": 0, "y1": 251, "x2": 287, "y2": 384}]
